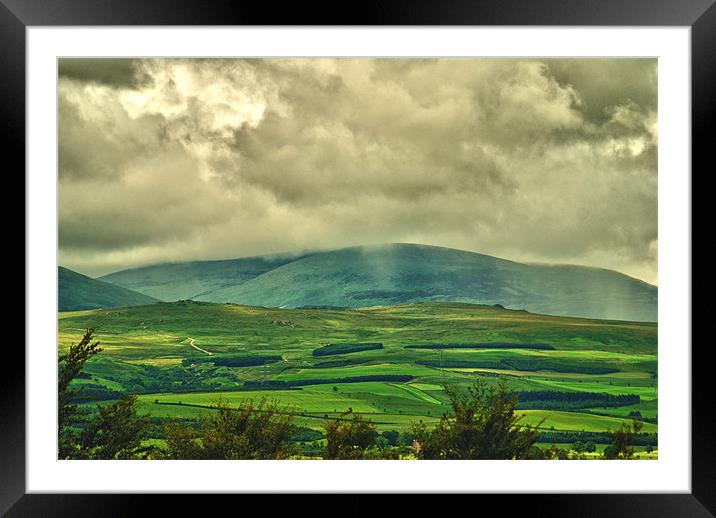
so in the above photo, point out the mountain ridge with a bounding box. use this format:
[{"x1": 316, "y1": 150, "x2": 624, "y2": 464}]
[{"x1": 97, "y1": 243, "x2": 657, "y2": 322}]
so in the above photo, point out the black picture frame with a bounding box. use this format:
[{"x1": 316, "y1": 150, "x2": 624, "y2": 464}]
[{"x1": 5, "y1": 0, "x2": 708, "y2": 514}]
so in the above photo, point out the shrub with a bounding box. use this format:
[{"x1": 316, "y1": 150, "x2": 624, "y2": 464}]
[
  {"x1": 603, "y1": 419, "x2": 644, "y2": 459},
  {"x1": 412, "y1": 379, "x2": 541, "y2": 460},
  {"x1": 323, "y1": 411, "x2": 378, "y2": 459},
  {"x1": 163, "y1": 398, "x2": 296, "y2": 459}
]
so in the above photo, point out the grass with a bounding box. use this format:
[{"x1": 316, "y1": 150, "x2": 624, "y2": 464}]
[
  {"x1": 518, "y1": 409, "x2": 658, "y2": 433},
  {"x1": 139, "y1": 389, "x2": 380, "y2": 413},
  {"x1": 60, "y1": 301, "x2": 657, "y2": 440}
]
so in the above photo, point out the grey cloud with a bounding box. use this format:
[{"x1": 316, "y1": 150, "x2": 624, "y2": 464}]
[
  {"x1": 545, "y1": 59, "x2": 657, "y2": 123},
  {"x1": 58, "y1": 58, "x2": 658, "y2": 284},
  {"x1": 58, "y1": 92, "x2": 167, "y2": 181},
  {"x1": 59, "y1": 58, "x2": 151, "y2": 89}
]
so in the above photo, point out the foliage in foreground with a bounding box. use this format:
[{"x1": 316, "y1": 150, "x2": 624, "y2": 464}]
[
  {"x1": 74, "y1": 395, "x2": 153, "y2": 459},
  {"x1": 58, "y1": 329, "x2": 102, "y2": 436},
  {"x1": 323, "y1": 410, "x2": 379, "y2": 459},
  {"x1": 163, "y1": 398, "x2": 296, "y2": 459},
  {"x1": 603, "y1": 419, "x2": 644, "y2": 459},
  {"x1": 412, "y1": 379, "x2": 541, "y2": 460},
  {"x1": 59, "y1": 329, "x2": 152, "y2": 459}
]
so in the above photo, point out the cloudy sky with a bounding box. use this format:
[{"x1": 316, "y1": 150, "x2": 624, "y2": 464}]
[{"x1": 58, "y1": 58, "x2": 657, "y2": 284}]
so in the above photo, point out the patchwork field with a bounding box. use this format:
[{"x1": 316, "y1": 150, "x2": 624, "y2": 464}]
[{"x1": 60, "y1": 300, "x2": 657, "y2": 447}]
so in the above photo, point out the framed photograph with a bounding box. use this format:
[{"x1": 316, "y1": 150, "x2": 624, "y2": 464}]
[{"x1": 7, "y1": 0, "x2": 708, "y2": 513}]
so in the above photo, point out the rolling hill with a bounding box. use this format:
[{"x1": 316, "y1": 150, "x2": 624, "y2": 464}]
[
  {"x1": 59, "y1": 266, "x2": 159, "y2": 311},
  {"x1": 99, "y1": 243, "x2": 657, "y2": 322}
]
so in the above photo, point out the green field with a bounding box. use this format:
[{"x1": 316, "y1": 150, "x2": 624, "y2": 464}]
[{"x1": 60, "y1": 300, "x2": 657, "y2": 448}]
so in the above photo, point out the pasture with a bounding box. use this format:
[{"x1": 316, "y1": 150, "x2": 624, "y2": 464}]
[{"x1": 60, "y1": 301, "x2": 657, "y2": 450}]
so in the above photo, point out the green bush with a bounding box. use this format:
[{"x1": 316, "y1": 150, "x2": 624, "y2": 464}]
[
  {"x1": 162, "y1": 398, "x2": 296, "y2": 459},
  {"x1": 323, "y1": 411, "x2": 378, "y2": 459},
  {"x1": 413, "y1": 379, "x2": 541, "y2": 460}
]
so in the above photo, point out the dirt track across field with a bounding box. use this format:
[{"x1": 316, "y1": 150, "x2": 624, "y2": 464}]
[{"x1": 187, "y1": 337, "x2": 212, "y2": 355}]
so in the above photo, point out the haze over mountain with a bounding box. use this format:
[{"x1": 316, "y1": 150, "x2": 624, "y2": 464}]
[
  {"x1": 99, "y1": 244, "x2": 657, "y2": 322},
  {"x1": 59, "y1": 266, "x2": 159, "y2": 311}
]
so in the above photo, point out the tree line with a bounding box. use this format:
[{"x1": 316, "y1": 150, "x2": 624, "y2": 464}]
[{"x1": 514, "y1": 390, "x2": 641, "y2": 410}]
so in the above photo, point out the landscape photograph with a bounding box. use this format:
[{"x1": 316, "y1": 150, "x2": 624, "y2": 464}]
[{"x1": 57, "y1": 57, "x2": 658, "y2": 461}]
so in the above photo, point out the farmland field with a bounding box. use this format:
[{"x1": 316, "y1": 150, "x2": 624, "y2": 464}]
[{"x1": 60, "y1": 300, "x2": 657, "y2": 450}]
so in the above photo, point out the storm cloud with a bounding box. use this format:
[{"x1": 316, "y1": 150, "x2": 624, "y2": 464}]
[{"x1": 58, "y1": 58, "x2": 657, "y2": 284}]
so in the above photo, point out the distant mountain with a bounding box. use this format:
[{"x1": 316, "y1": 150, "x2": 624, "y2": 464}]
[
  {"x1": 100, "y1": 244, "x2": 657, "y2": 322},
  {"x1": 59, "y1": 266, "x2": 159, "y2": 311},
  {"x1": 99, "y1": 255, "x2": 305, "y2": 301}
]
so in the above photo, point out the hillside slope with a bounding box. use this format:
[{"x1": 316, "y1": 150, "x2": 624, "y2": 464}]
[
  {"x1": 99, "y1": 255, "x2": 305, "y2": 301},
  {"x1": 59, "y1": 266, "x2": 159, "y2": 311}
]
